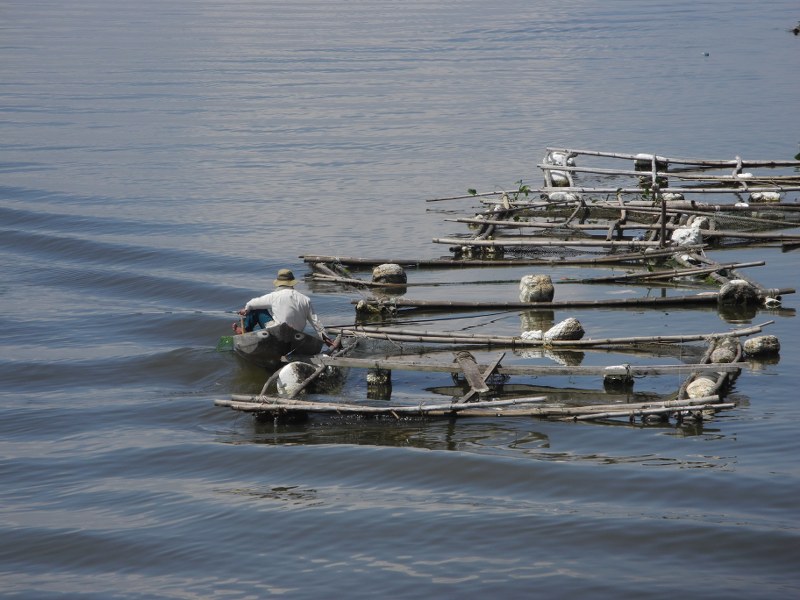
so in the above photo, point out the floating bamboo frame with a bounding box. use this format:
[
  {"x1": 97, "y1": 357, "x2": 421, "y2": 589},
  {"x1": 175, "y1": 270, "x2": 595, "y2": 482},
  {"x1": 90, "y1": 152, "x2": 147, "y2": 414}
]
[
  {"x1": 311, "y1": 355, "x2": 740, "y2": 377},
  {"x1": 215, "y1": 393, "x2": 733, "y2": 422},
  {"x1": 221, "y1": 147, "x2": 795, "y2": 427},
  {"x1": 329, "y1": 322, "x2": 770, "y2": 349},
  {"x1": 350, "y1": 291, "x2": 795, "y2": 313}
]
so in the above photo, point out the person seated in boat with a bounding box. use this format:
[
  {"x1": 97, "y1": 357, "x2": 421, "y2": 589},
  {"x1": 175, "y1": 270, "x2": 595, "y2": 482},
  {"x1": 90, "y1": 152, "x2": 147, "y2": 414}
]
[{"x1": 232, "y1": 268, "x2": 334, "y2": 346}]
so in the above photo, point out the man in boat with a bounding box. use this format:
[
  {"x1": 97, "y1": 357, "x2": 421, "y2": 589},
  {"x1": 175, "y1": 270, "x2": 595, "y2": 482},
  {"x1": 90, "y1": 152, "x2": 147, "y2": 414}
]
[{"x1": 232, "y1": 268, "x2": 334, "y2": 346}]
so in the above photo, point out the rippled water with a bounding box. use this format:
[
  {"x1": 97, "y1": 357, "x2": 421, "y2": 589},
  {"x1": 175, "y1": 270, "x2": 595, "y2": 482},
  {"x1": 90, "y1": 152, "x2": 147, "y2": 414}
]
[{"x1": 2, "y1": 1, "x2": 799, "y2": 598}]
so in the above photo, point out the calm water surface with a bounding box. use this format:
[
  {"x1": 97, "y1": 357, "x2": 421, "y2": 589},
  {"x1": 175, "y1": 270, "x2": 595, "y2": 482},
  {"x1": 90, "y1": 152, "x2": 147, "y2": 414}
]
[{"x1": 2, "y1": 1, "x2": 799, "y2": 598}]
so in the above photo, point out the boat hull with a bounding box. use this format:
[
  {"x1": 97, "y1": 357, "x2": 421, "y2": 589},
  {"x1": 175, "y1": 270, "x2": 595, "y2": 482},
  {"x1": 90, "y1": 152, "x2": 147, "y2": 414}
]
[{"x1": 231, "y1": 322, "x2": 324, "y2": 369}]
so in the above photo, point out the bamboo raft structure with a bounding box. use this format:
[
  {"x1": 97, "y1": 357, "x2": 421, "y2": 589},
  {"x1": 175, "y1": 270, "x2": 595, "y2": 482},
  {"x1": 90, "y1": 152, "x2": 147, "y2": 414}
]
[
  {"x1": 300, "y1": 245, "x2": 700, "y2": 268},
  {"x1": 216, "y1": 320, "x2": 768, "y2": 424},
  {"x1": 326, "y1": 321, "x2": 769, "y2": 350},
  {"x1": 219, "y1": 147, "x2": 796, "y2": 426},
  {"x1": 215, "y1": 394, "x2": 733, "y2": 423},
  {"x1": 349, "y1": 288, "x2": 793, "y2": 315},
  {"x1": 429, "y1": 148, "x2": 800, "y2": 258}
]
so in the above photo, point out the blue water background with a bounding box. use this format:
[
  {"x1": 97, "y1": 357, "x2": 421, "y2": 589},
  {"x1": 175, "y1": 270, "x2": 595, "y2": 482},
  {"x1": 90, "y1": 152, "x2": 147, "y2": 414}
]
[{"x1": 1, "y1": 1, "x2": 799, "y2": 598}]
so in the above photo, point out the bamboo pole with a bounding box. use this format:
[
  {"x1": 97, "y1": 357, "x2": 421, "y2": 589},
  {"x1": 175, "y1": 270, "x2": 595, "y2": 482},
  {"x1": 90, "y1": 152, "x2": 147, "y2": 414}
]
[
  {"x1": 342, "y1": 322, "x2": 768, "y2": 343},
  {"x1": 592, "y1": 202, "x2": 800, "y2": 229},
  {"x1": 310, "y1": 272, "x2": 536, "y2": 288},
  {"x1": 559, "y1": 261, "x2": 765, "y2": 284},
  {"x1": 217, "y1": 395, "x2": 547, "y2": 415},
  {"x1": 429, "y1": 185, "x2": 800, "y2": 203},
  {"x1": 573, "y1": 402, "x2": 735, "y2": 421},
  {"x1": 218, "y1": 399, "x2": 736, "y2": 419},
  {"x1": 665, "y1": 173, "x2": 800, "y2": 183},
  {"x1": 313, "y1": 261, "x2": 764, "y2": 288},
  {"x1": 331, "y1": 322, "x2": 770, "y2": 348},
  {"x1": 599, "y1": 200, "x2": 800, "y2": 214},
  {"x1": 426, "y1": 190, "x2": 519, "y2": 202},
  {"x1": 351, "y1": 292, "x2": 722, "y2": 311},
  {"x1": 526, "y1": 395, "x2": 723, "y2": 414},
  {"x1": 310, "y1": 273, "x2": 405, "y2": 288},
  {"x1": 544, "y1": 147, "x2": 800, "y2": 168},
  {"x1": 472, "y1": 185, "x2": 800, "y2": 199},
  {"x1": 537, "y1": 162, "x2": 800, "y2": 183},
  {"x1": 448, "y1": 216, "x2": 800, "y2": 243},
  {"x1": 433, "y1": 236, "x2": 668, "y2": 248},
  {"x1": 300, "y1": 247, "x2": 691, "y2": 268},
  {"x1": 444, "y1": 216, "x2": 800, "y2": 245},
  {"x1": 311, "y1": 355, "x2": 741, "y2": 376},
  {"x1": 216, "y1": 394, "x2": 730, "y2": 419},
  {"x1": 352, "y1": 288, "x2": 794, "y2": 312}
]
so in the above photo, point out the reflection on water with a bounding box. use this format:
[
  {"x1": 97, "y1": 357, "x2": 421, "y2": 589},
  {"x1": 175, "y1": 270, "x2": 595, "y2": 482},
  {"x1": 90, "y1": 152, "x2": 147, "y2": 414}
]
[
  {"x1": 513, "y1": 347, "x2": 586, "y2": 365},
  {"x1": 243, "y1": 412, "x2": 729, "y2": 457},
  {"x1": 520, "y1": 309, "x2": 556, "y2": 333}
]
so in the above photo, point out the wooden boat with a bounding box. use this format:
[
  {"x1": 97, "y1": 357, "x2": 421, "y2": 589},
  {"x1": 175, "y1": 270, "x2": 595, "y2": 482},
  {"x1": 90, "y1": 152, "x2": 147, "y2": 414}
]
[{"x1": 231, "y1": 322, "x2": 324, "y2": 370}]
